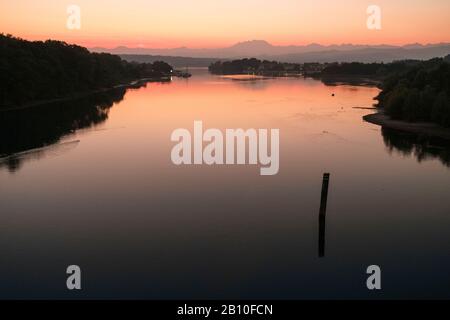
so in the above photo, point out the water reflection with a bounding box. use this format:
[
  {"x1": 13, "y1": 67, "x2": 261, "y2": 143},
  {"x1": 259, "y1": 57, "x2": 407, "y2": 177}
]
[
  {"x1": 381, "y1": 127, "x2": 450, "y2": 167},
  {"x1": 0, "y1": 88, "x2": 126, "y2": 172},
  {"x1": 1, "y1": 71, "x2": 450, "y2": 299},
  {"x1": 230, "y1": 78, "x2": 272, "y2": 91},
  {"x1": 318, "y1": 76, "x2": 380, "y2": 87},
  {"x1": 0, "y1": 140, "x2": 81, "y2": 173}
]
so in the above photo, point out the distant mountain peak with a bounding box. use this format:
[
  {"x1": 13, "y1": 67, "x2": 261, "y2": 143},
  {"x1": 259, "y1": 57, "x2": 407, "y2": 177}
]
[
  {"x1": 403, "y1": 43, "x2": 424, "y2": 49},
  {"x1": 306, "y1": 43, "x2": 322, "y2": 47},
  {"x1": 231, "y1": 40, "x2": 273, "y2": 49},
  {"x1": 89, "y1": 40, "x2": 450, "y2": 62}
]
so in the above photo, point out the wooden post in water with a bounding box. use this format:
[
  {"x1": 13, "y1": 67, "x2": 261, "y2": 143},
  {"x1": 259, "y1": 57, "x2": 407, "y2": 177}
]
[{"x1": 318, "y1": 173, "x2": 330, "y2": 258}]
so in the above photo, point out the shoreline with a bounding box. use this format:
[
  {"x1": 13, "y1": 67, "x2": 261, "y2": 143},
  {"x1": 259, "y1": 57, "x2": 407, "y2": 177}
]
[
  {"x1": 363, "y1": 111, "x2": 450, "y2": 141},
  {"x1": 0, "y1": 76, "x2": 171, "y2": 112},
  {"x1": 219, "y1": 74, "x2": 275, "y2": 81},
  {"x1": 308, "y1": 74, "x2": 383, "y2": 87},
  {"x1": 212, "y1": 72, "x2": 382, "y2": 86}
]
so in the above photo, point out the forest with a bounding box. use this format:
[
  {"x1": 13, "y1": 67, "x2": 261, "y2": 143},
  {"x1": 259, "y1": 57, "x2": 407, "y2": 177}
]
[
  {"x1": 375, "y1": 57, "x2": 450, "y2": 127},
  {"x1": 319, "y1": 61, "x2": 415, "y2": 77},
  {"x1": 0, "y1": 34, "x2": 172, "y2": 108}
]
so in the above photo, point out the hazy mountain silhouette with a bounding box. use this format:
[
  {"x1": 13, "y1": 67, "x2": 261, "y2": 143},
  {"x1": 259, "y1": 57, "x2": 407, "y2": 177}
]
[
  {"x1": 119, "y1": 54, "x2": 220, "y2": 68},
  {"x1": 90, "y1": 40, "x2": 450, "y2": 63},
  {"x1": 268, "y1": 45, "x2": 450, "y2": 63}
]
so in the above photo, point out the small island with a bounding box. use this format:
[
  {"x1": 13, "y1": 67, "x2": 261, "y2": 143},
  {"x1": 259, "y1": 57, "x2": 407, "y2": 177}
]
[{"x1": 209, "y1": 58, "x2": 302, "y2": 76}]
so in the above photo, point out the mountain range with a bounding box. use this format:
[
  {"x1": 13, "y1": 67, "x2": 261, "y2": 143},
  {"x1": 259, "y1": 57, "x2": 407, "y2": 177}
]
[{"x1": 91, "y1": 40, "x2": 450, "y2": 64}]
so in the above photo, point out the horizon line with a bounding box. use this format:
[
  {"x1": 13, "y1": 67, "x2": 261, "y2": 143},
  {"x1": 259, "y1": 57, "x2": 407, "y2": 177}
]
[{"x1": 4, "y1": 34, "x2": 450, "y2": 51}]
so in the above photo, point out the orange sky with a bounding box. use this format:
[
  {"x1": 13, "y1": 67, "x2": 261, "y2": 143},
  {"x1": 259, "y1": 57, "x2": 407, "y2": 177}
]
[{"x1": 1, "y1": 0, "x2": 449, "y2": 48}]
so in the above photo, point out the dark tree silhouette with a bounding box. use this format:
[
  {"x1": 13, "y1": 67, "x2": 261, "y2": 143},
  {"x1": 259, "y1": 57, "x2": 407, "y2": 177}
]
[
  {"x1": 375, "y1": 58, "x2": 450, "y2": 127},
  {"x1": 0, "y1": 34, "x2": 173, "y2": 108},
  {"x1": 209, "y1": 58, "x2": 301, "y2": 75}
]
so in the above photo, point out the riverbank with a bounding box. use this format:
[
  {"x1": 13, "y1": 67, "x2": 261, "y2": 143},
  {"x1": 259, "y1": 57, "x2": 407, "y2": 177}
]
[
  {"x1": 0, "y1": 76, "x2": 170, "y2": 112},
  {"x1": 363, "y1": 111, "x2": 450, "y2": 140}
]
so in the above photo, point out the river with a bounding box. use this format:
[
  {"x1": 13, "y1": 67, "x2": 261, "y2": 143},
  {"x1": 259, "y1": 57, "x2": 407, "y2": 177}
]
[{"x1": 0, "y1": 68, "x2": 449, "y2": 299}]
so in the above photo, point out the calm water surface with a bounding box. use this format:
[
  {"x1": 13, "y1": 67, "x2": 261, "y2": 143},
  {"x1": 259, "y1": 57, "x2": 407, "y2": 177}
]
[{"x1": 1, "y1": 69, "x2": 449, "y2": 299}]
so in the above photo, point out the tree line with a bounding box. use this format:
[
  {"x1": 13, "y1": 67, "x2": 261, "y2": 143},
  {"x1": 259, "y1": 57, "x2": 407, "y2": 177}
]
[
  {"x1": 209, "y1": 58, "x2": 301, "y2": 75},
  {"x1": 0, "y1": 34, "x2": 173, "y2": 108},
  {"x1": 319, "y1": 61, "x2": 415, "y2": 77}
]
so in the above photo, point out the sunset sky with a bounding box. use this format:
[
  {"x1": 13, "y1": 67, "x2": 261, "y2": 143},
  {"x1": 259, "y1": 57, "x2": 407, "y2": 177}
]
[{"x1": 1, "y1": 0, "x2": 449, "y2": 48}]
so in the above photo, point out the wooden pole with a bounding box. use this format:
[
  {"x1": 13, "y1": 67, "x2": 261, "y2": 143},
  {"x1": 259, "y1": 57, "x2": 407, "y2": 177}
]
[{"x1": 319, "y1": 173, "x2": 330, "y2": 257}]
